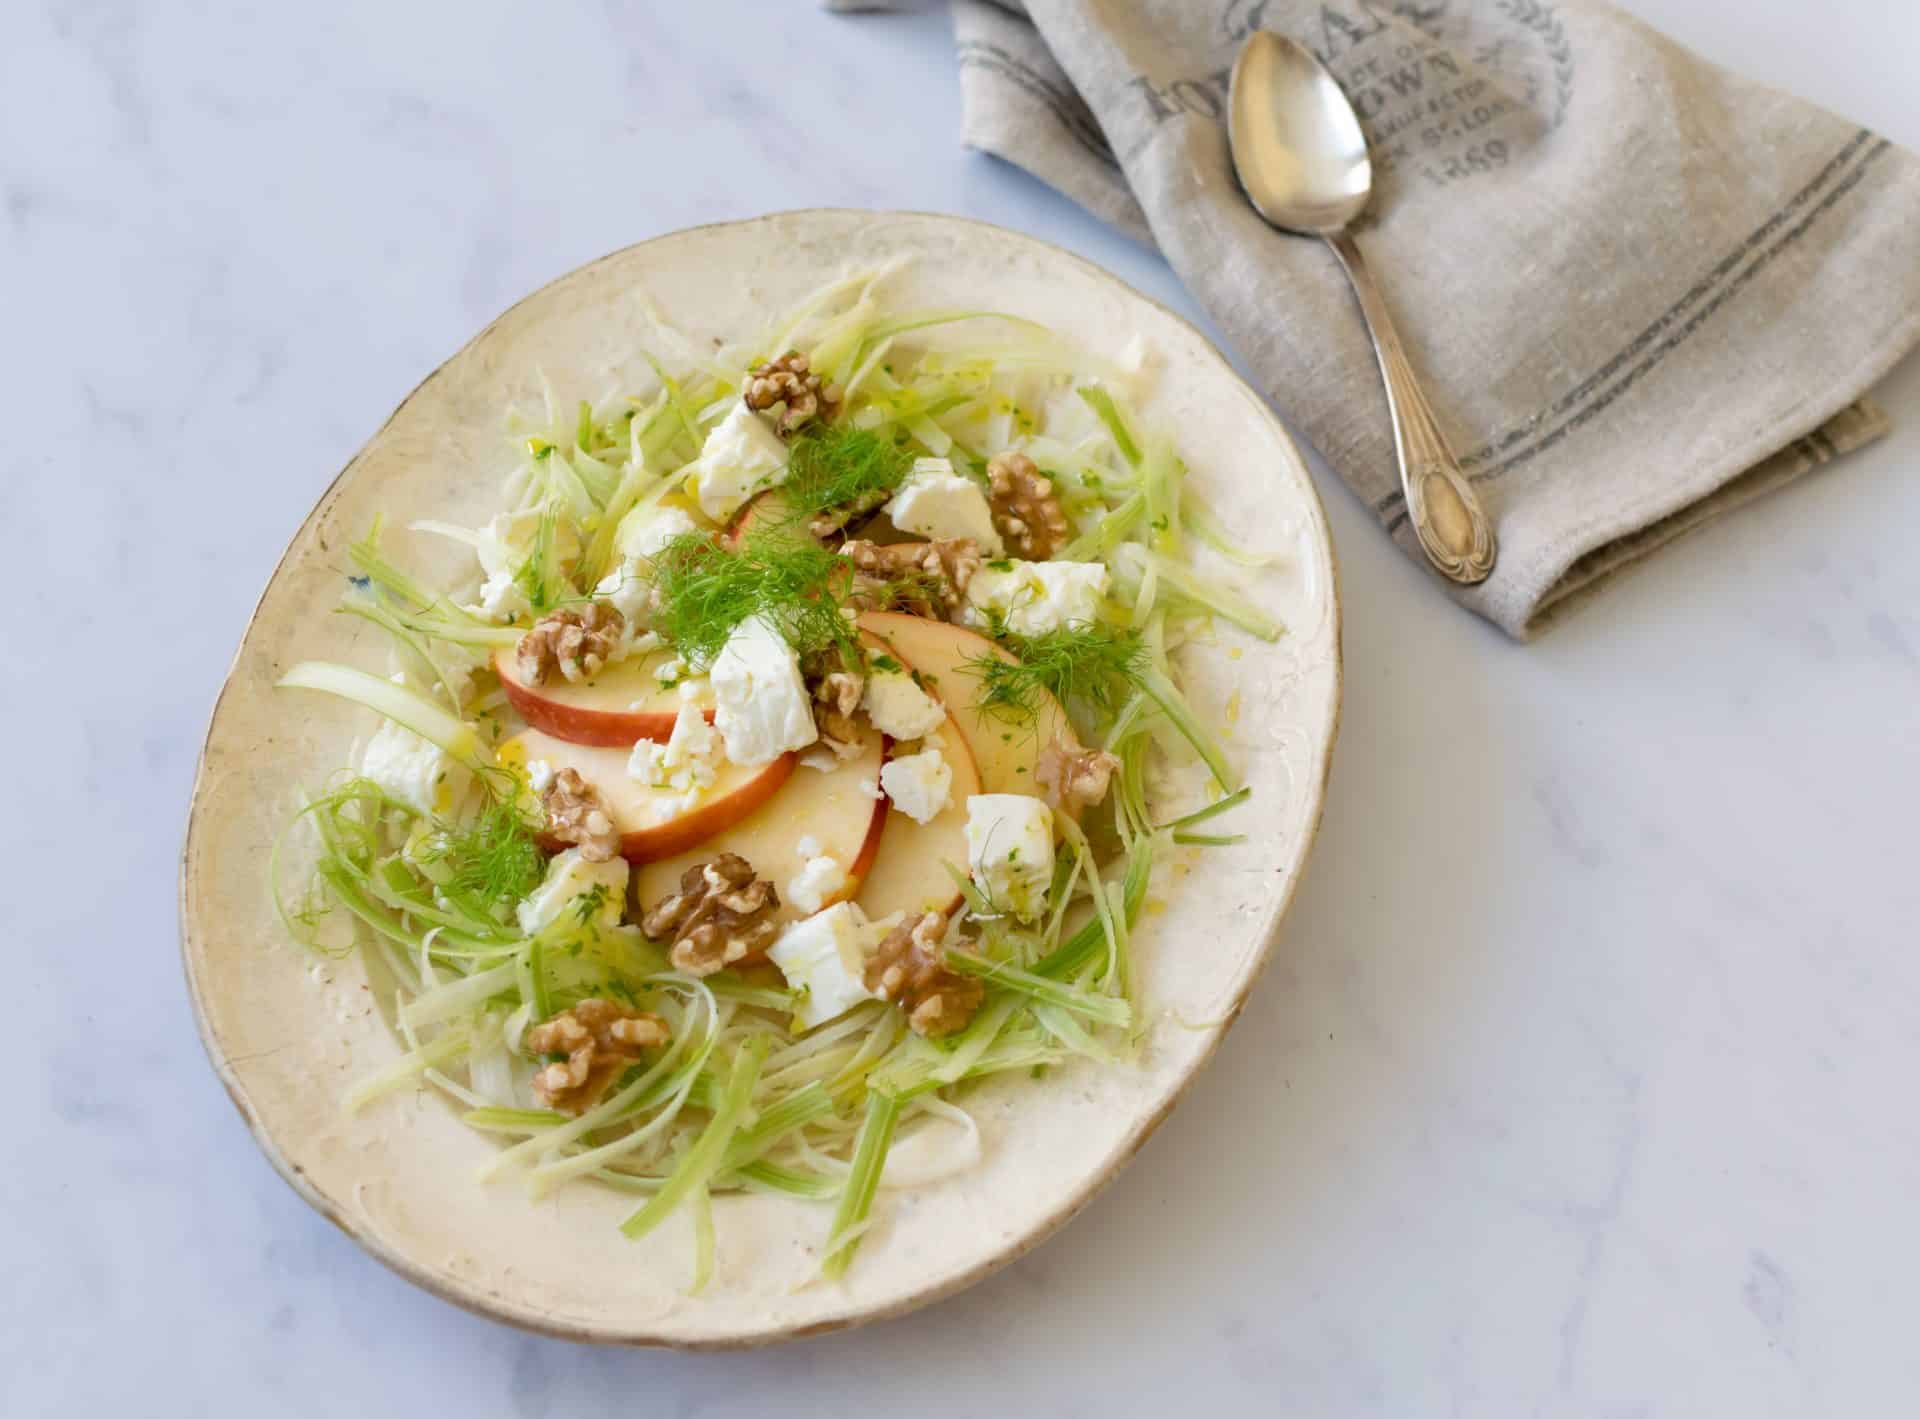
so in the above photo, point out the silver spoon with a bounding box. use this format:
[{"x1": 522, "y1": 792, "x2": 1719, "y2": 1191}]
[{"x1": 1228, "y1": 30, "x2": 1496, "y2": 585}]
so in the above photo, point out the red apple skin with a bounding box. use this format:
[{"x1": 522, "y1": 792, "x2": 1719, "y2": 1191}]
[
  {"x1": 494, "y1": 645, "x2": 709, "y2": 748},
  {"x1": 612, "y1": 754, "x2": 796, "y2": 863},
  {"x1": 831, "y1": 767, "x2": 892, "y2": 907},
  {"x1": 633, "y1": 727, "x2": 892, "y2": 930}
]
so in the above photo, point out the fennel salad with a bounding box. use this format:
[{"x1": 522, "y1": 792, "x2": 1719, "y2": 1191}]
[{"x1": 275, "y1": 266, "x2": 1281, "y2": 1286}]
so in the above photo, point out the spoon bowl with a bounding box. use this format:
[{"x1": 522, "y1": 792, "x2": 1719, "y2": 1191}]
[
  {"x1": 1228, "y1": 30, "x2": 1497, "y2": 586},
  {"x1": 1228, "y1": 31, "x2": 1373, "y2": 235}
]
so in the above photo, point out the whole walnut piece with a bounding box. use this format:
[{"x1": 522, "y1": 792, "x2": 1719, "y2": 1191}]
[
  {"x1": 641, "y1": 853, "x2": 782, "y2": 976},
  {"x1": 1035, "y1": 736, "x2": 1123, "y2": 814},
  {"x1": 842, "y1": 537, "x2": 983, "y2": 619},
  {"x1": 743, "y1": 351, "x2": 843, "y2": 438},
  {"x1": 543, "y1": 767, "x2": 620, "y2": 862},
  {"x1": 526, "y1": 998, "x2": 671, "y2": 1115},
  {"x1": 802, "y1": 656, "x2": 868, "y2": 760},
  {"x1": 987, "y1": 451, "x2": 1071, "y2": 560},
  {"x1": 516, "y1": 602, "x2": 625, "y2": 685},
  {"x1": 864, "y1": 911, "x2": 984, "y2": 1038}
]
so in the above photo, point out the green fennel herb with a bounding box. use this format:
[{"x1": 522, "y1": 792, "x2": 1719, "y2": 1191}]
[
  {"x1": 781, "y1": 425, "x2": 912, "y2": 516},
  {"x1": 970, "y1": 623, "x2": 1147, "y2": 726},
  {"x1": 417, "y1": 790, "x2": 546, "y2": 920},
  {"x1": 649, "y1": 529, "x2": 864, "y2": 672}
]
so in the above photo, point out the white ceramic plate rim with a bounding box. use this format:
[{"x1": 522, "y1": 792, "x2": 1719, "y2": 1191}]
[{"x1": 179, "y1": 209, "x2": 1342, "y2": 1346}]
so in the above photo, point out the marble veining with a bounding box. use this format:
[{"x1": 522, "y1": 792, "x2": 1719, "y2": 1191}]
[{"x1": 5, "y1": 0, "x2": 1919, "y2": 1414}]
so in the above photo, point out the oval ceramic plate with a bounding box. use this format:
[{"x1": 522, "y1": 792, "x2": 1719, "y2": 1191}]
[{"x1": 179, "y1": 211, "x2": 1341, "y2": 1346}]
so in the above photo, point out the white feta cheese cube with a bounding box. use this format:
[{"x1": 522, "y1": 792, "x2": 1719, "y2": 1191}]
[
  {"x1": 361, "y1": 719, "x2": 468, "y2": 817},
  {"x1": 768, "y1": 902, "x2": 883, "y2": 1030},
  {"x1": 879, "y1": 745, "x2": 953, "y2": 825},
  {"x1": 862, "y1": 666, "x2": 947, "y2": 741},
  {"x1": 963, "y1": 559, "x2": 1110, "y2": 637},
  {"x1": 593, "y1": 559, "x2": 654, "y2": 626},
  {"x1": 515, "y1": 848, "x2": 630, "y2": 936},
  {"x1": 884, "y1": 458, "x2": 1004, "y2": 553},
  {"x1": 964, "y1": 793, "x2": 1055, "y2": 922},
  {"x1": 627, "y1": 701, "x2": 722, "y2": 795},
  {"x1": 465, "y1": 511, "x2": 579, "y2": 623},
  {"x1": 690, "y1": 402, "x2": 789, "y2": 521},
  {"x1": 786, "y1": 854, "x2": 849, "y2": 915},
  {"x1": 615, "y1": 503, "x2": 699, "y2": 560},
  {"x1": 472, "y1": 569, "x2": 531, "y2": 624},
  {"x1": 709, "y1": 614, "x2": 817, "y2": 767}
]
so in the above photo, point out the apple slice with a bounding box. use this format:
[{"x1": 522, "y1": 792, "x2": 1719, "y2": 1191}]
[
  {"x1": 725, "y1": 488, "x2": 804, "y2": 548},
  {"x1": 857, "y1": 610, "x2": 1079, "y2": 798},
  {"x1": 635, "y1": 725, "x2": 890, "y2": 928},
  {"x1": 497, "y1": 727, "x2": 794, "y2": 864},
  {"x1": 494, "y1": 643, "x2": 705, "y2": 747},
  {"x1": 857, "y1": 712, "x2": 982, "y2": 923}
]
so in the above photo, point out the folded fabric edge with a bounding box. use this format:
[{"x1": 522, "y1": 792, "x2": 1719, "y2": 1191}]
[{"x1": 1526, "y1": 398, "x2": 1889, "y2": 638}]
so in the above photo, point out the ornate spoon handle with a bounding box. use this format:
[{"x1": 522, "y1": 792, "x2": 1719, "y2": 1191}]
[{"x1": 1327, "y1": 230, "x2": 1496, "y2": 585}]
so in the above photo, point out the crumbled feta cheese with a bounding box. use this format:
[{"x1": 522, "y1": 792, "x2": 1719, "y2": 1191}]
[
  {"x1": 677, "y1": 676, "x2": 713, "y2": 706},
  {"x1": 964, "y1": 793, "x2": 1055, "y2": 922},
  {"x1": 862, "y1": 667, "x2": 947, "y2": 741},
  {"x1": 615, "y1": 504, "x2": 699, "y2": 560},
  {"x1": 526, "y1": 758, "x2": 555, "y2": 794},
  {"x1": 786, "y1": 854, "x2": 849, "y2": 915},
  {"x1": 795, "y1": 835, "x2": 823, "y2": 859},
  {"x1": 879, "y1": 746, "x2": 953, "y2": 825},
  {"x1": 709, "y1": 614, "x2": 817, "y2": 767},
  {"x1": 593, "y1": 508, "x2": 694, "y2": 633},
  {"x1": 465, "y1": 510, "x2": 578, "y2": 623},
  {"x1": 690, "y1": 402, "x2": 789, "y2": 521},
  {"x1": 627, "y1": 702, "x2": 722, "y2": 797},
  {"x1": 653, "y1": 657, "x2": 687, "y2": 686},
  {"x1": 472, "y1": 568, "x2": 531, "y2": 624},
  {"x1": 799, "y1": 746, "x2": 841, "y2": 774},
  {"x1": 767, "y1": 902, "x2": 889, "y2": 1030},
  {"x1": 593, "y1": 559, "x2": 654, "y2": 626},
  {"x1": 884, "y1": 457, "x2": 1004, "y2": 553},
  {"x1": 515, "y1": 848, "x2": 630, "y2": 936},
  {"x1": 361, "y1": 719, "x2": 468, "y2": 817},
  {"x1": 964, "y1": 559, "x2": 1110, "y2": 636}
]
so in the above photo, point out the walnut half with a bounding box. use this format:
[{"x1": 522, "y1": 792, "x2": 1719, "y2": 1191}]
[
  {"x1": 516, "y1": 602, "x2": 625, "y2": 685},
  {"x1": 542, "y1": 767, "x2": 620, "y2": 862},
  {"x1": 842, "y1": 537, "x2": 983, "y2": 619},
  {"x1": 641, "y1": 853, "x2": 782, "y2": 976},
  {"x1": 743, "y1": 351, "x2": 842, "y2": 438},
  {"x1": 800, "y1": 650, "x2": 867, "y2": 760},
  {"x1": 1035, "y1": 737, "x2": 1123, "y2": 814},
  {"x1": 986, "y1": 451, "x2": 1071, "y2": 561},
  {"x1": 525, "y1": 998, "x2": 670, "y2": 1114},
  {"x1": 864, "y1": 911, "x2": 983, "y2": 1038}
]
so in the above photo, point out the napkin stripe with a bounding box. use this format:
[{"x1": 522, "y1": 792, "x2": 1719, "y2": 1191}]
[
  {"x1": 1374, "y1": 130, "x2": 1888, "y2": 530},
  {"x1": 957, "y1": 40, "x2": 1119, "y2": 169}
]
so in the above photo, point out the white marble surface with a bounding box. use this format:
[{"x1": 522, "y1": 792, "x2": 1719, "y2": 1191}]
[{"x1": 7, "y1": 1, "x2": 1918, "y2": 1413}]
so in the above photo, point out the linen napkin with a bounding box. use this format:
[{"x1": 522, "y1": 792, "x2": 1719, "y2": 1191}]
[{"x1": 830, "y1": 0, "x2": 1920, "y2": 637}]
